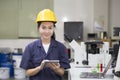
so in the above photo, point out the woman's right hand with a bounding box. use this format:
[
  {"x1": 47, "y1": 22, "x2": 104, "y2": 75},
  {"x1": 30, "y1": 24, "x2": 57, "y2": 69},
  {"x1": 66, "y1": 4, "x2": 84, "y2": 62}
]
[
  {"x1": 26, "y1": 60, "x2": 48, "y2": 76},
  {"x1": 39, "y1": 60, "x2": 49, "y2": 70},
  {"x1": 39, "y1": 60, "x2": 46, "y2": 70}
]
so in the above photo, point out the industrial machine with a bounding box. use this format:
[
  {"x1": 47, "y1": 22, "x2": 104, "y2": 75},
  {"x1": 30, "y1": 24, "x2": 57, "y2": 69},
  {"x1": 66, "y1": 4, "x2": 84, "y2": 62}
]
[
  {"x1": 114, "y1": 46, "x2": 120, "y2": 80},
  {"x1": 64, "y1": 34, "x2": 120, "y2": 80},
  {"x1": 69, "y1": 40, "x2": 110, "y2": 67},
  {"x1": 64, "y1": 34, "x2": 111, "y2": 67}
]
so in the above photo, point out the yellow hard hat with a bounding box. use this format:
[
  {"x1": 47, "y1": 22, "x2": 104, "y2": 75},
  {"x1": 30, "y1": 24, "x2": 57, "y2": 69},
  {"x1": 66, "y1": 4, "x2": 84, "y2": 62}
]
[{"x1": 36, "y1": 9, "x2": 57, "y2": 23}]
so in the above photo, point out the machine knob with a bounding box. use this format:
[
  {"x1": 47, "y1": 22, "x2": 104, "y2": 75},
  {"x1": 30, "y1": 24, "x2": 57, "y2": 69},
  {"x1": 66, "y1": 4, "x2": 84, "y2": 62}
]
[
  {"x1": 114, "y1": 71, "x2": 120, "y2": 77},
  {"x1": 82, "y1": 60, "x2": 89, "y2": 65}
]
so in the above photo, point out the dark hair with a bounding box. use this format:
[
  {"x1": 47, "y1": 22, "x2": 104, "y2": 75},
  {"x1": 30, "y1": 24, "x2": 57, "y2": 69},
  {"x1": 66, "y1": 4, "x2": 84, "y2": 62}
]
[{"x1": 37, "y1": 22, "x2": 56, "y2": 40}]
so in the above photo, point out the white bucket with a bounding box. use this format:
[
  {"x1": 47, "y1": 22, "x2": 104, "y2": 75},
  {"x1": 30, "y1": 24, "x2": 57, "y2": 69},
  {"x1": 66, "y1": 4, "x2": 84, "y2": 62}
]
[
  {"x1": 12, "y1": 54, "x2": 22, "y2": 68},
  {"x1": 14, "y1": 68, "x2": 26, "y2": 79},
  {"x1": 0, "y1": 67, "x2": 10, "y2": 79}
]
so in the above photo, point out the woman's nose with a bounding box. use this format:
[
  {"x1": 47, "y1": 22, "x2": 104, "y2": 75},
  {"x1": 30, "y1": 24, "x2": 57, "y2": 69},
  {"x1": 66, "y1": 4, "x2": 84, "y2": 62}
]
[{"x1": 45, "y1": 28, "x2": 50, "y2": 33}]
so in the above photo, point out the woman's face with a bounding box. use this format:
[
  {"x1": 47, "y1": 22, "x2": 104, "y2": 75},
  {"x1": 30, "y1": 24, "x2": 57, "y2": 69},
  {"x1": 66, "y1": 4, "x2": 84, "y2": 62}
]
[{"x1": 39, "y1": 22, "x2": 54, "y2": 40}]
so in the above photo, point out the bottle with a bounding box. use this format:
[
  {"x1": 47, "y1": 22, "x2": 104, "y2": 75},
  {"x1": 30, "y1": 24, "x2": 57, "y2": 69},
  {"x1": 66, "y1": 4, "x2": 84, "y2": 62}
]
[{"x1": 97, "y1": 60, "x2": 103, "y2": 73}]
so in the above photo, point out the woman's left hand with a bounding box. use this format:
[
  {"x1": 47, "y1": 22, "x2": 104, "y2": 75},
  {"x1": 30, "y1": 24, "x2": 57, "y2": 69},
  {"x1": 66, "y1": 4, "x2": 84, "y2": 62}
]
[
  {"x1": 46, "y1": 62, "x2": 60, "y2": 71},
  {"x1": 46, "y1": 62, "x2": 64, "y2": 76}
]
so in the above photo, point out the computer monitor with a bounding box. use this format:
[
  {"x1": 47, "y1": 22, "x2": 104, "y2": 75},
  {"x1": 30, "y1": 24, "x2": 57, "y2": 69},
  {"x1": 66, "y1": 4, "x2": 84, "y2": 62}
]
[
  {"x1": 87, "y1": 33, "x2": 97, "y2": 40},
  {"x1": 113, "y1": 27, "x2": 120, "y2": 36},
  {"x1": 112, "y1": 27, "x2": 120, "y2": 40},
  {"x1": 64, "y1": 21, "x2": 83, "y2": 41}
]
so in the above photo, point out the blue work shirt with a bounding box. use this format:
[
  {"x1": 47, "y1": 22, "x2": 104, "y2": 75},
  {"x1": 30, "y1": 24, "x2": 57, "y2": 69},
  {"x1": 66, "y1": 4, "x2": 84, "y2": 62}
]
[{"x1": 20, "y1": 39, "x2": 70, "y2": 80}]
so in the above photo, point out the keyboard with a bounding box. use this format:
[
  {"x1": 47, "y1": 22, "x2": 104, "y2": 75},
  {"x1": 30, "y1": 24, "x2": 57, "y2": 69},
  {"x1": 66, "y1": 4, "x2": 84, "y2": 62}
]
[{"x1": 80, "y1": 72, "x2": 103, "y2": 78}]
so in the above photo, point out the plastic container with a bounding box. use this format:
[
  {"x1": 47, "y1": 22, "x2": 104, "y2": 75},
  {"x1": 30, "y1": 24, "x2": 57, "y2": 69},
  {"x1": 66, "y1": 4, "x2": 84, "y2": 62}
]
[
  {"x1": 14, "y1": 68, "x2": 26, "y2": 79},
  {"x1": 0, "y1": 67, "x2": 10, "y2": 79},
  {"x1": 0, "y1": 62, "x2": 14, "y2": 77},
  {"x1": 12, "y1": 53, "x2": 22, "y2": 68}
]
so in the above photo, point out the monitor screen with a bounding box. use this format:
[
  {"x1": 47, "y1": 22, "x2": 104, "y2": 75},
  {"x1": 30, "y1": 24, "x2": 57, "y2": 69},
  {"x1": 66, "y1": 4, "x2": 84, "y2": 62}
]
[
  {"x1": 87, "y1": 33, "x2": 97, "y2": 39},
  {"x1": 113, "y1": 27, "x2": 120, "y2": 36},
  {"x1": 64, "y1": 21, "x2": 83, "y2": 41}
]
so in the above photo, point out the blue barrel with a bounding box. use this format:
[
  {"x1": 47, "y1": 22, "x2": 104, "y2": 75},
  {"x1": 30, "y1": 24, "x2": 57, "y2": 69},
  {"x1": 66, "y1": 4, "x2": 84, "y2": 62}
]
[
  {"x1": 0, "y1": 53, "x2": 11, "y2": 64},
  {"x1": 0, "y1": 62, "x2": 14, "y2": 77},
  {"x1": 12, "y1": 53, "x2": 22, "y2": 56}
]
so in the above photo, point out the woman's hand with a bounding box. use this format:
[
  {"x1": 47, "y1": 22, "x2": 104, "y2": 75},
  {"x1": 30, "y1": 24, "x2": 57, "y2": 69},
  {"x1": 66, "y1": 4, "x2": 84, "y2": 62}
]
[
  {"x1": 45, "y1": 63, "x2": 64, "y2": 76},
  {"x1": 39, "y1": 60, "x2": 49, "y2": 70},
  {"x1": 25, "y1": 60, "x2": 48, "y2": 76},
  {"x1": 46, "y1": 62, "x2": 60, "y2": 70}
]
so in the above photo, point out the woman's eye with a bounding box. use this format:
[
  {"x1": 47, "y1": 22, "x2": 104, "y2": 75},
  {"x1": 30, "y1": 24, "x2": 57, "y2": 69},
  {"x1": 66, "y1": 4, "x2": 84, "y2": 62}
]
[
  {"x1": 49, "y1": 27, "x2": 53, "y2": 29},
  {"x1": 42, "y1": 26, "x2": 46, "y2": 29},
  {"x1": 41, "y1": 25, "x2": 53, "y2": 30}
]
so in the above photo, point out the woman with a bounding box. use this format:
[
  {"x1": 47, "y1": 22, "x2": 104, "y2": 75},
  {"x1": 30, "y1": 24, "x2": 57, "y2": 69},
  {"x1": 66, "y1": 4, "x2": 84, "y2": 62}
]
[{"x1": 20, "y1": 9, "x2": 70, "y2": 80}]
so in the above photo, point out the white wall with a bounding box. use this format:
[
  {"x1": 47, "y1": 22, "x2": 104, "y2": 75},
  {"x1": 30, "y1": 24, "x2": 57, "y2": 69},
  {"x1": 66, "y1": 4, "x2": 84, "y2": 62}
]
[
  {"x1": 0, "y1": 39, "x2": 36, "y2": 52},
  {"x1": 54, "y1": 0, "x2": 109, "y2": 41},
  {"x1": 94, "y1": 0, "x2": 109, "y2": 32},
  {"x1": 54, "y1": 0, "x2": 94, "y2": 41},
  {"x1": 109, "y1": 0, "x2": 120, "y2": 39}
]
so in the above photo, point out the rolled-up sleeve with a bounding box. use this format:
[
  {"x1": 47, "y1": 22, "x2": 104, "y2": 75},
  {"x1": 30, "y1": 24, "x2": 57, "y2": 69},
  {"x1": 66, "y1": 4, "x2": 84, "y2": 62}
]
[
  {"x1": 59, "y1": 44, "x2": 71, "y2": 69},
  {"x1": 20, "y1": 45, "x2": 33, "y2": 69}
]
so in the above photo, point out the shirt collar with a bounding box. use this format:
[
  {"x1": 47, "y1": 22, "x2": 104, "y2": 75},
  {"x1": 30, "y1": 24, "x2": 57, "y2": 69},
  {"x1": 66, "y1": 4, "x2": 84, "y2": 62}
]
[{"x1": 37, "y1": 38, "x2": 57, "y2": 48}]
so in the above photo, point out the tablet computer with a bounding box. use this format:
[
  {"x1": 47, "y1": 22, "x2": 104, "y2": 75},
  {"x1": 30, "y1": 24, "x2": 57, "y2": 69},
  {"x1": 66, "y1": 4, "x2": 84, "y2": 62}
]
[
  {"x1": 44, "y1": 60, "x2": 59, "y2": 63},
  {"x1": 41, "y1": 60, "x2": 60, "y2": 69}
]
